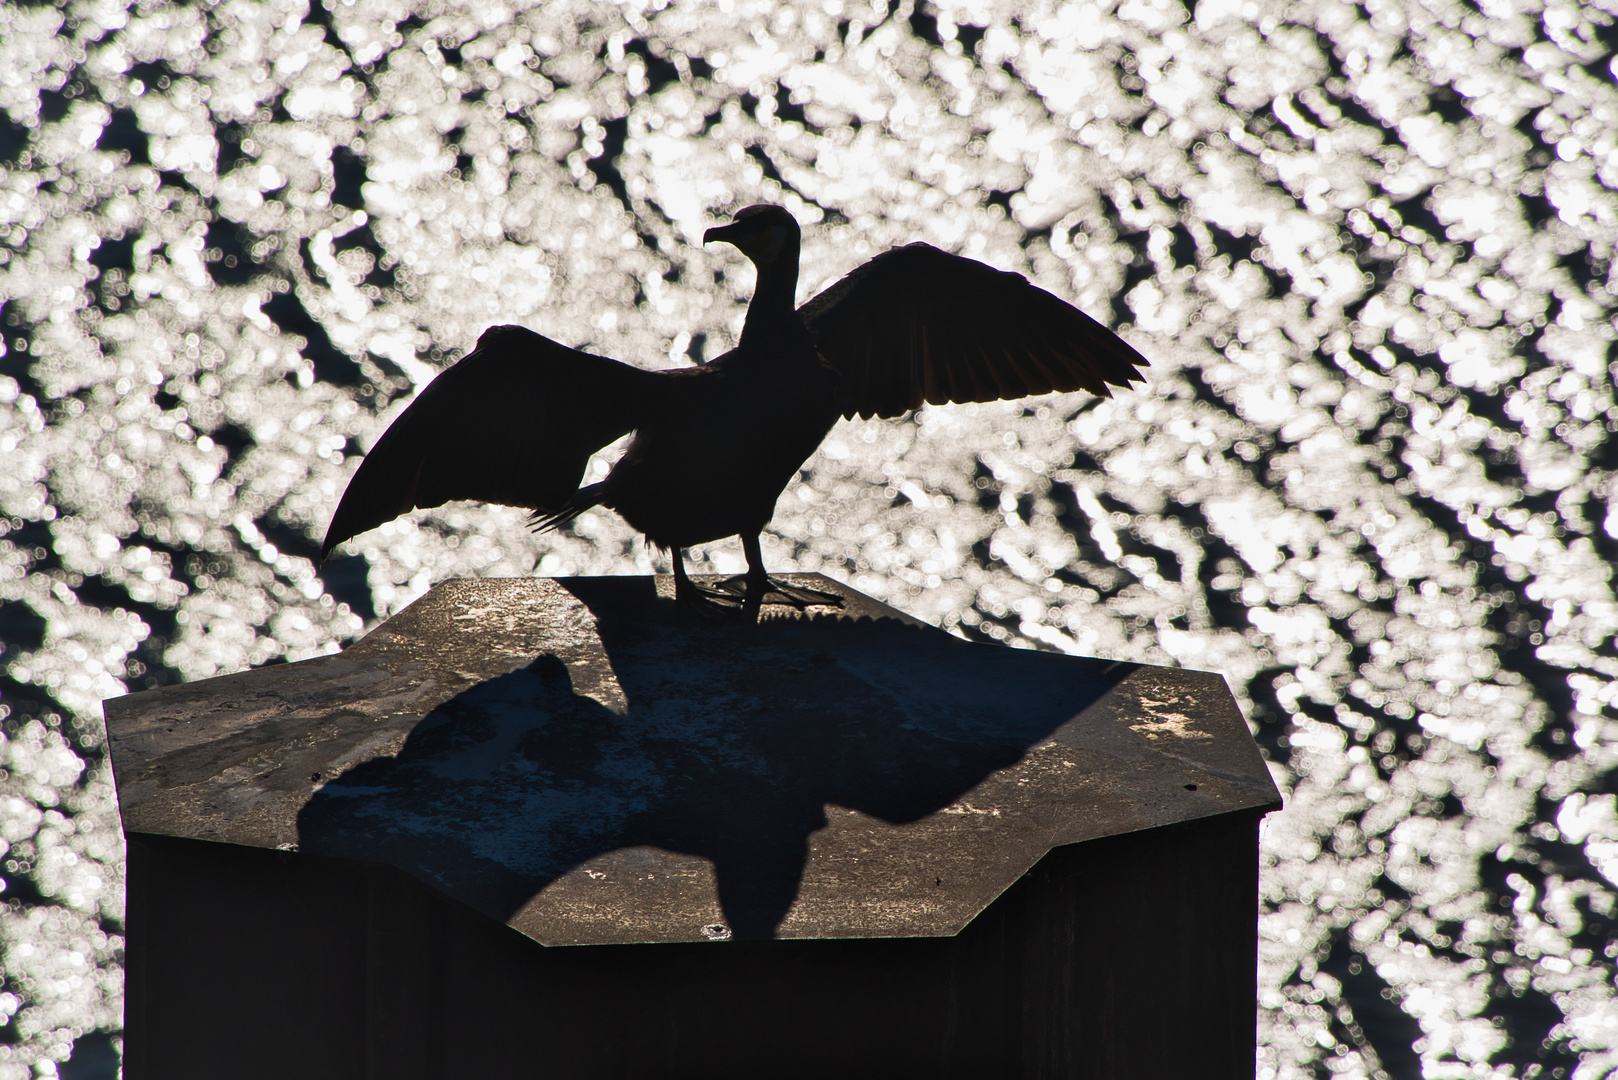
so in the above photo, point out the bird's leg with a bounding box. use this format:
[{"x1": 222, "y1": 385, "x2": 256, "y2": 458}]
[
  {"x1": 672, "y1": 548, "x2": 695, "y2": 598},
  {"x1": 673, "y1": 548, "x2": 748, "y2": 613},
  {"x1": 741, "y1": 533, "x2": 770, "y2": 598},
  {"x1": 718, "y1": 534, "x2": 843, "y2": 610}
]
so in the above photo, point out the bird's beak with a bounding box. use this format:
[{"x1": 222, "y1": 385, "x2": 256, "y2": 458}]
[{"x1": 704, "y1": 221, "x2": 740, "y2": 246}]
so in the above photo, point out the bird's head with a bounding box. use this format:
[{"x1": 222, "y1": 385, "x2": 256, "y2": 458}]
[{"x1": 703, "y1": 204, "x2": 800, "y2": 267}]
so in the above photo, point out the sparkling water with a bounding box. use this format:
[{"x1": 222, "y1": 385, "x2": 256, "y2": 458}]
[{"x1": 1, "y1": 0, "x2": 1614, "y2": 1076}]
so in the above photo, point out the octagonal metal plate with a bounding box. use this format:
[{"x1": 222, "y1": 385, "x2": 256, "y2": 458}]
[{"x1": 105, "y1": 576, "x2": 1280, "y2": 945}]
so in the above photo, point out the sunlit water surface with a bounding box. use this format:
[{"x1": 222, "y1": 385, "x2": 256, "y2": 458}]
[{"x1": 1, "y1": 0, "x2": 1615, "y2": 1075}]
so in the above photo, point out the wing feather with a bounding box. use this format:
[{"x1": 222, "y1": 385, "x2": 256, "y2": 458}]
[
  {"x1": 801, "y1": 243, "x2": 1149, "y2": 420},
  {"x1": 321, "y1": 324, "x2": 665, "y2": 560}
]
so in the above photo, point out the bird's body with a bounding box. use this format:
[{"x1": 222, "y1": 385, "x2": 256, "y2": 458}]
[
  {"x1": 322, "y1": 205, "x2": 1150, "y2": 611},
  {"x1": 579, "y1": 299, "x2": 842, "y2": 552}
]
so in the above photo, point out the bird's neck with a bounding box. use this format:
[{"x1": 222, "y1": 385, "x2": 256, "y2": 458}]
[{"x1": 739, "y1": 246, "x2": 801, "y2": 345}]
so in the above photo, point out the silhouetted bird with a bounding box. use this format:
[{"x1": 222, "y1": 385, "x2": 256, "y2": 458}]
[{"x1": 322, "y1": 205, "x2": 1149, "y2": 610}]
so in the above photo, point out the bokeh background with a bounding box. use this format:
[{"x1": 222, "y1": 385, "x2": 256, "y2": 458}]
[{"x1": 1, "y1": 0, "x2": 1616, "y2": 1075}]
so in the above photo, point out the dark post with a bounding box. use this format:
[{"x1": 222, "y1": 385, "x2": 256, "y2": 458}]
[{"x1": 107, "y1": 576, "x2": 1281, "y2": 1079}]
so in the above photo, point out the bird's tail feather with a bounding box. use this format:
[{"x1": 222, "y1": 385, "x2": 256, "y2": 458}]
[{"x1": 530, "y1": 482, "x2": 607, "y2": 534}]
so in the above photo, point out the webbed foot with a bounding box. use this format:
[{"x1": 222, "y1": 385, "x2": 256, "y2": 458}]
[
  {"x1": 714, "y1": 575, "x2": 844, "y2": 611},
  {"x1": 674, "y1": 576, "x2": 754, "y2": 620}
]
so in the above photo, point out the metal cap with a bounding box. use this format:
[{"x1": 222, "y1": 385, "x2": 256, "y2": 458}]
[{"x1": 105, "y1": 576, "x2": 1281, "y2": 944}]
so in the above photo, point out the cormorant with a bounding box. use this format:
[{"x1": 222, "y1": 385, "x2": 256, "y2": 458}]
[{"x1": 321, "y1": 205, "x2": 1149, "y2": 610}]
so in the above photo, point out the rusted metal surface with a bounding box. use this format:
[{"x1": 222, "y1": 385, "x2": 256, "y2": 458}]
[{"x1": 105, "y1": 575, "x2": 1281, "y2": 945}]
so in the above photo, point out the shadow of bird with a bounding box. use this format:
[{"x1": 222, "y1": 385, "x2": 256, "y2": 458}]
[{"x1": 321, "y1": 204, "x2": 1149, "y2": 612}]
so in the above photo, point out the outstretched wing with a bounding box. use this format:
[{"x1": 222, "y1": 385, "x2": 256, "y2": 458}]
[
  {"x1": 799, "y1": 243, "x2": 1150, "y2": 420},
  {"x1": 321, "y1": 324, "x2": 664, "y2": 560}
]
